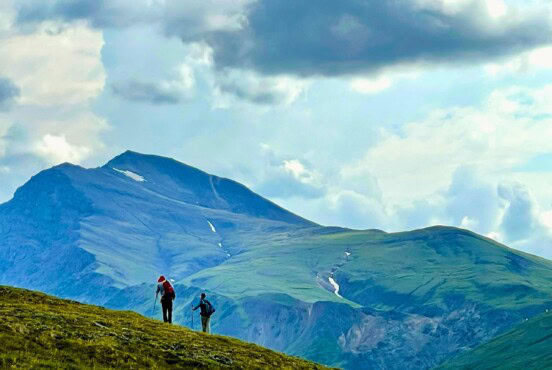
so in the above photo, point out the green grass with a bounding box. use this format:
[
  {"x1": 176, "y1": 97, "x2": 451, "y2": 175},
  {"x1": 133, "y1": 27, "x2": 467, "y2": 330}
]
[
  {"x1": 0, "y1": 286, "x2": 329, "y2": 369},
  {"x1": 182, "y1": 226, "x2": 552, "y2": 311},
  {"x1": 438, "y1": 310, "x2": 552, "y2": 369}
]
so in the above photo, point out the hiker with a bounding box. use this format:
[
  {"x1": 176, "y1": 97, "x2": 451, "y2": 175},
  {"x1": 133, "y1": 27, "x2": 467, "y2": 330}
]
[
  {"x1": 192, "y1": 293, "x2": 215, "y2": 333},
  {"x1": 156, "y1": 276, "x2": 175, "y2": 324}
]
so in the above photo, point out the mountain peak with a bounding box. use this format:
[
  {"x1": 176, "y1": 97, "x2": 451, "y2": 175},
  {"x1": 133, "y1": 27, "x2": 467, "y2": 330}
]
[
  {"x1": 102, "y1": 151, "x2": 315, "y2": 226},
  {"x1": 105, "y1": 150, "x2": 209, "y2": 179},
  {"x1": 107, "y1": 150, "x2": 180, "y2": 166}
]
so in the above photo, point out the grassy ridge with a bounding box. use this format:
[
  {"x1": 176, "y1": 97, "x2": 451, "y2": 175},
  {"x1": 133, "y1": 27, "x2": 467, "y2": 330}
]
[
  {"x1": 438, "y1": 310, "x2": 552, "y2": 369},
  {"x1": 0, "y1": 286, "x2": 328, "y2": 369},
  {"x1": 186, "y1": 226, "x2": 552, "y2": 310}
]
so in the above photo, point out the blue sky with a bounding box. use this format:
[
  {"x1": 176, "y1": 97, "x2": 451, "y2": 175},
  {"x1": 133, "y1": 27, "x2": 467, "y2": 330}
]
[{"x1": 1, "y1": 0, "x2": 552, "y2": 257}]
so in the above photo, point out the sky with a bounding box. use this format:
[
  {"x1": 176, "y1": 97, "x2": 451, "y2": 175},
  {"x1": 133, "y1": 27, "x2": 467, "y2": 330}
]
[{"x1": 1, "y1": 0, "x2": 552, "y2": 257}]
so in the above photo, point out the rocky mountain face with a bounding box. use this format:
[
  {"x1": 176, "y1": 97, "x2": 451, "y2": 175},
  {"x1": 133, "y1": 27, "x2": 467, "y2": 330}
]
[
  {"x1": 2, "y1": 151, "x2": 552, "y2": 369},
  {"x1": 437, "y1": 308, "x2": 552, "y2": 369}
]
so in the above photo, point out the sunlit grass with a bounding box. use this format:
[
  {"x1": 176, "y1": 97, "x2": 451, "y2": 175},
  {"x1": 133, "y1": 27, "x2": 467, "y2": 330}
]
[{"x1": 0, "y1": 286, "x2": 329, "y2": 369}]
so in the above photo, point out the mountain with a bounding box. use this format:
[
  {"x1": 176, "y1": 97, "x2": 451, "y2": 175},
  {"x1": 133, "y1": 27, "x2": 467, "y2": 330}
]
[
  {"x1": 438, "y1": 308, "x2": 552, "y2": 369},
  {"x1": 2, "y1": 151, "x2": 552, "y2": 369},
  {"x1": 0, "y1": 285, "x2": 327, "y2": 369},
  {"x1": 0, "y1": 151, "x2": 313, "y2": 297}
]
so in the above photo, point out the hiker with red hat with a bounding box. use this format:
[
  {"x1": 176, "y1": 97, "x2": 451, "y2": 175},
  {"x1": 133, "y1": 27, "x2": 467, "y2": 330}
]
[{"x1": 156, "y1": 276, "x2": 176, "y2": 324}]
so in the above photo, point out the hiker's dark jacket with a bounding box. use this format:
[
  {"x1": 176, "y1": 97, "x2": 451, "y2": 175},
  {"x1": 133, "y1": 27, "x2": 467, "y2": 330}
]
[{"x1": 193, "y1": 299, "x2": 210, "y2": 317}]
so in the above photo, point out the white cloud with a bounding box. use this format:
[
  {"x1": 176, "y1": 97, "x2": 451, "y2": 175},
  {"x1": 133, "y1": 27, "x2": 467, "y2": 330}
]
[
  {"x1": 542, "y1": 211, "x2": 552, "y2": 230},
  {"x1": 213, "y1": 69, "x2": 309, "y2": 107},
  {"x1": 324, "y1": 84, "x2": 552, "y2": 256},
  {"x1": 0, "y1": 0, "x2": 15, "y2": 32},
  {"x1": 33, "y1": 134, "x2": 91, "y2": 165},
  {"x1": 254, "y1": 145, "x2": 326, "y2": 200},
  {"x1": 5, "y1": 109, "x2": 108, "y2": 166},
  {"x1": 485, "y1": 0, "x2": 507, "y2": 19},
  {"x1": 350, "y1": 76, "x2": 392, "y2": 94},
  {"x1": 485, "y1": 46, "x2": 552, "y2": 76},
  {"x1": 345, "y1": 85, "x2": 552, "y2": 206},
  {"x1": 350, "y1": 69, "x2": 421, "y2": 95},
  {"x1": 0, "y1": 21, "x2": 105, "y2": 106},
  {"x1": 283, "y1": 159, "x2": 322, "y2": 187},
  {"x1": 0, "y1": 4, "x2": 108, "y2": 173}
]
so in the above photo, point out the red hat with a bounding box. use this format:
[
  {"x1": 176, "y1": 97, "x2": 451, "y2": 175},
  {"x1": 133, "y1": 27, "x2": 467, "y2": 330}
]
[{"x1": 158, "y1": 275, "x2": 166, "y2": 283}]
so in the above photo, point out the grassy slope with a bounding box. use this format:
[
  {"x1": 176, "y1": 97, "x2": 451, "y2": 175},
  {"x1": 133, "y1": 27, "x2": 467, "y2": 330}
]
[
  {"x1": 184, "y1": 226, "x2": 552, "y2": 310},
  {"x1": 438, "y1": 310, "x2": 552, "y2": 369},
  {"x1": 335, "y1": 227, "x2": 552, "y2": 310},
  {"x1": 0, "y1": 286, "x2": 328, "y2": 369}
]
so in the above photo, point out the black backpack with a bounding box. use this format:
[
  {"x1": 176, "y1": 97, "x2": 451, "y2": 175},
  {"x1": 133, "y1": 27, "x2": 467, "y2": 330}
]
[{"x1": 204, "y1": 299, "x2": 216, "y2": 317}]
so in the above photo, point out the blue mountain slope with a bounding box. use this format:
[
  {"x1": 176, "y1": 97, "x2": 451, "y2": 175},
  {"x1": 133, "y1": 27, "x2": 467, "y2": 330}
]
[
  {"x1": 2, "y1": 151, "x2": 552, "y2": 369},
  {"x1": 106, "y1": 151, "x2": 316, "y2": 225},
  {"x1": 0, "y1": 151, "x2": 314, "y2": 295}
]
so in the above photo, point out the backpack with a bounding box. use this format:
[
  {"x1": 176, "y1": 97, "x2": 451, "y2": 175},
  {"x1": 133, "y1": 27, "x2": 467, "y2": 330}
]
[
  {"x1": 163, "y1": 281, "x2": 176, "y2": 299},
  {"x1": 204, "y1": 299, "x2": 216, "y2": 317}
]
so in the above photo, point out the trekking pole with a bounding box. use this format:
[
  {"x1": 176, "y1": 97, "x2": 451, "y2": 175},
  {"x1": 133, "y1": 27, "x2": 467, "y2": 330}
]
[{"x1": 152, "y1": 292, "x2": 158, "y2": 319}]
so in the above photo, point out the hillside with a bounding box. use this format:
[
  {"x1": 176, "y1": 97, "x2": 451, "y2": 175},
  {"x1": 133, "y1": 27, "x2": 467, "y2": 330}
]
[
  {"x1": 438, "y1": 308, "x2": 552, "y2": 369},
  {"x1": 2, "y1": 151, "x2": 552, "y2": 369},
  {"x1": 0, "y1": 286, "x2": 326, "y2": 369}
]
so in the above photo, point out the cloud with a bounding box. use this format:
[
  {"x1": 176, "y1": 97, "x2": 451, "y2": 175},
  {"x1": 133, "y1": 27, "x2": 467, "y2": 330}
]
[
  {"x1": 324, "y1": 190, "x2": 388, "y2": 229},
  {"x1": 16, "y1": 0, "x2": 144, "y2": 29},
  {"x1": 111, "y1": 64, "x2": 195, "y2": 104},
  {"x1": 350, "y1": 76, "x2": 393, "y2": 95},
  {"x1": 0, "y1": 117, "x2": 12, "y2": 157},
  {"x1": 484, "y1": 46, "x2": 552, "y2": 76},
  {"x1": 0, "y1": 21, "x2": 105, "y2": 105},
  {"x1": 444, "y1": 166, "x2": 503, "y2": 233},
  {"x1": 498, "y1": 182, "x2": 540, "y2": 243},
  {"x1": 331, "y1": 84, "x2": 552, "y2": 255},
  {"x1": 256, "y1": 173, "x2": 325, "y2": 200},
  {"x1": 0, "y1": 77, "x2": 20, "y2": 109},
  {"x1": 350, "y1": 68, "x2": 421, "y2": 94},
  {"x1": 254, "y1": 145, "x2": 325, "y2": 199},
  {"x1": 14, "y1": 0, "x2": 552, "y2": 78},
  {"x1": 33, "y1": 134, "x2": 91, "y2": 165},
  {"x1": 345, "y1": 85, "x2": 552, "y2": 207},
  {"x1": 15, "y1": 0, "x2": 250, "y2": 34},
  {"x1": 0, "y1": 19, "x2": 107, "y2": 161},
  {"x1": 112, "y1": 80, "x2": 181, "y2": 104},
  {"x1": 0, "y1": 14, "x2": 108, "y2": 202},
  {"x1": 494, "y1": 181, "x2": 552, "y2": 256},
  {"x1": 4, "y1": 109, "x2": 108, "y2": 165},
  {"x1": 207, "y1": 0, "x2": 552, "y2": 77},
  {"x1": 213, "y1": 68, "x2": 308, "y2": 106}
]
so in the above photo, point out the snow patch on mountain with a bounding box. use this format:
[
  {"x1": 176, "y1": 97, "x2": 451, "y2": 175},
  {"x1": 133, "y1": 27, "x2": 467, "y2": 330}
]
[
  {"x1": 207, "y1": 221, "x2": 216, "y2": 233},
  {"x1": 112, "y1": 168, "x2": 146, "y2": 182},
  {"x1": 328, "y1": 275, "x2": 342, "y2": 298}
]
